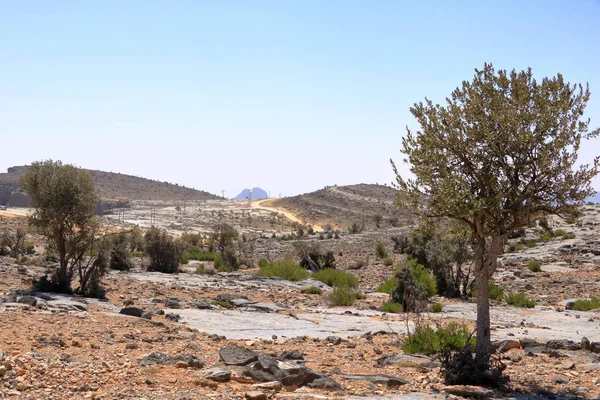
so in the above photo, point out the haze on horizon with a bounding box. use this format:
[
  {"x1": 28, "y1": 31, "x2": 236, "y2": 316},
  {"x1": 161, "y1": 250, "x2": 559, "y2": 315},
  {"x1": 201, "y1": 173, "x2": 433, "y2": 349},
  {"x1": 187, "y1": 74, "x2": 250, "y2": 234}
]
[{"x1": 1, "y1": 1, "x2": 600, "y2": 198}]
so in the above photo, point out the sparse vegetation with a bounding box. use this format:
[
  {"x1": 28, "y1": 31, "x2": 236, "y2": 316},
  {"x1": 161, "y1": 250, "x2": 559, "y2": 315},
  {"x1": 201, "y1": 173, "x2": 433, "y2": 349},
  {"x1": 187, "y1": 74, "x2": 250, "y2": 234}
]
[
  {"x1": 382, "y1": 256, "x2": 393, "y2": 266},
  {"x1": 301, "y1": 286, "x2": 322, "y2": 295},
  {"x1": 391, "y1": 259, "x2": 436, "y2": 312},
  {"x1": 144, "y1": 227, "x2": 184, "y2": 274},
  {"x1": 505, "y1": 292, "x2": 536, "y2": 308},
  {"x1": 375, "y1": 240, "x2": 388, "y2": 259},
  {"x1": 375, "y1": 277, "x2": 397, "y2": 295},
  {"x1": 487, "y1": 283, "x2": 504, "y2": 301},
  {"x1": 327, "y1": 286, "x2": 358, "y2": 306},
  {"x1": 527, "y1": 260, "x2": 541, "y2": 272},
  {"x1": 431, "y1": 303, "x2": 443, "y2": 313},
  {"x1": 381, "y1": 302, "x2": 403, "y2": 313},
  {"x1": 402, "y1": 323, "x2": 474, "y2": 356},
  {"x1": 571, "y1": 297, "x2": 600, "y2": 311},
  {"x1": 313, "y1": 269, "x2": 359, "y2": 288},
  {"x1": 257, "y1": 259, "x2": 309, "y2": 281}
]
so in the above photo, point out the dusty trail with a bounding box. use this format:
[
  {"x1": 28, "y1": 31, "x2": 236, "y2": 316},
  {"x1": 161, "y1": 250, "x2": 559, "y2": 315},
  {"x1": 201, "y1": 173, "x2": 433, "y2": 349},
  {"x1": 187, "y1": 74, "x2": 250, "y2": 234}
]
[{"x1": 251, "y1": 198, "x2": 325, "y2": 232}]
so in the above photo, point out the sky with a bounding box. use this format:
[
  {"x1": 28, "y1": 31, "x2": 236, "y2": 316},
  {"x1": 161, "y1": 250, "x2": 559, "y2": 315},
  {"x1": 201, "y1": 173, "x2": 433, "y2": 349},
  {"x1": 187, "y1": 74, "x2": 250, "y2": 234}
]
[{"x1": 1, "y1": 1, "x2": 600, "y2": 198}]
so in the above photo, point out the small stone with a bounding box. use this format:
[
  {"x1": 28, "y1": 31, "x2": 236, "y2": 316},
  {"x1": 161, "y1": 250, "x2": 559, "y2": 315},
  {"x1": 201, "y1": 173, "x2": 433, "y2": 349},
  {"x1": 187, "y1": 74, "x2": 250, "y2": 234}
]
[
  {"x1": 141, "y1": 312, "x2": 153, "y2": 320},
  {"x1": 145, "y1": 377, "x2": 156, "y2": 385},
  {"x1": 176, "y1": 361, "x2": 189, "y2": 368},
  {"x1": 373, "y1": 346, "x2": 383, "y2": 355},
  {"x1": 561, "y1": 362, "x2": 576, "y2": 370},
  {"x1": 245, "y1": 391, "x2": 267, "y2": 400},
  {"x1": 326, "y1": 336, "x2": 342, "y2": 345},
  {"x1": 119, "y1": 307, "x2": 143, "y2": 318},
  {"x1": 206, "y1": 367, "x2": 232, "y2": 382},
  {"x1": 582, "y1": 337, "x2": 591, "y2": 351},
  {"x1": 252, "y1": 381, "x2": 283, "y2": 391},
  {"x1": 125, "y1": 343, "x2": 138, "y2": 350},
  {"x1": 165, "y1": 313, "x2": 180, "y2": 322},
  {"x1": 195, "y1": 379, "x2": 218, "y2": 389}
]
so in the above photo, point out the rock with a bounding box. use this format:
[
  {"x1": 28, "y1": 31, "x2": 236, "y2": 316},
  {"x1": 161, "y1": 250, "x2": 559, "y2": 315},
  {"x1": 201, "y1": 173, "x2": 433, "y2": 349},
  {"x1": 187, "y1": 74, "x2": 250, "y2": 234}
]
[
  {"x1": 245, "y1": 391, "x2": 267, "y2": 400},
  {"x1": 492, "y1": 339, "x2": 521, "y2": 353},
  {"x1": 279, "y1": 350, "x2": 304, "y2": 361},
  {"x1": 139, "y1": 352, "x2": 170, "y2": 366},
  {"x1": 305, "y1": 374, "x2": 343, "y2": 391},
  {"x1": 176, "y1": 361, "x2": 189, "y2": 368},
  {"x1": 252, "y1": 381, "x2": 283, "y2": 391},
  {"x1": 219, "y1": 346, "x2": 259, "y2": 366},
  {"x1": 195, "y1": 300, "x2": 212, "y2": 309},
  {"x1": 215, "y1": 294, "x2": 246, "y2": 303},
  {"x1": 443, "y1": 385, "x2": 494, "y2": 398},
  {"x1": 552, "y1": 377, "x2": 569, "y2": 384},
  {"x1": 376, "y1": 354, "x2": 439, "y2": 369},
  {"x1": 341, "y1": 373, "x2": 408, "y2": 388},
  {"x1": 164, "y1": 299, "x2": 181, "y2": 308},
  {"x1": 520, "y1": 339, "x2": 546, "y2": 354},
  {"x1": 582, "y1": 337, "x2": 591, "y2": 351},
  {"x1": 195, "y1": 379, "x2": 218, "y2": 389},
  {"x1": 138, "y1": 352, "x2": 204, "y2": 368},
  {"x1": 145, "y1": 377, "x2": 156, "y2": 385},
  {"x1": 173, "y1": 354, "x2": 205, "y2": 369},
  {"x1": 0, "y1": 365, "x2": 6, "y2": 377},
  {"x1": 165, "y1": 312, "x2": 180, "y2": 322},
  {"x1": 46, "y1": 299, "x2": 88, "y2": 312},
  {"x1": 547, "y1": 339, "x2": 580, "y2": 350},
  {"x1": 326, "y1": 336, "x2": 342, "y2": 345},
  {"x1": 560, "y1": 362, "x2": 575, "y2": 370},
  {"x1": 141, "y1": 312, "x2": 153, "y2": 320},
  {"x1": 119, "y1": 307, "x2": 143, "y2": 318},
  {"x1": 591, "y1": 342, "x2": 600, "y2": 353},
  {"x1": 206, "y1": 367, "x2": 232, "y2": 382},
  {"x1": 565, "y1": 301, "x2": 575, "y2": 310},
  {"x1": 125, "y1": 343, "x2": 138, "y2": 350},
  {"x1": 231, "y1": 298, "x2": 255, "y2": 307},
  {"x1": 17, "y1": 295, "x2": 38, "y2": 306}
]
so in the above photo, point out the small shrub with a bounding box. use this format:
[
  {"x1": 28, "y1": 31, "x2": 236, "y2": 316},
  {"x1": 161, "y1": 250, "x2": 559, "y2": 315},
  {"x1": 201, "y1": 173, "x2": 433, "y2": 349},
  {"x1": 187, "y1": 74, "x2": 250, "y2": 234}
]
[
  {"x1": 375, "y1": 240, "x2": 388, "y2": 259},
  {"x1": 563, "y1": 232, "x2": 576, "y2": 239},
  {"x1": 431, "y1": 303, "x2": 443, "y2": 313},
  {"x1": 391, "y1": 259, "x2": 436, "y2": 312},
  {"x1": 554, "y1": 229, "x2": 567, "y2": 237},
  {"x1": 257, "y1": 259, "x2": 310, "y2": 281},
  {"x1": 327, "y1": 286, "x2": 357, "y2": 306},
  {"x1": 257, "y1": 258, "x2": 269, "y2": 269},
  {"x1": 505, "y1": 292, "x2": 536, "y2": 308},
  {"x1": 381, "y1": 302, "x2": 403, "y2": 313},
  {"x1": 375, "y1": 277, "x2": 397, "y2": 295},
  {"x1": 186, "y1": 247, "x2": 219, "y2": 261},
  {"x1": 571, "y1": 297, "x2": 600, "y2": 311},
  {"x1": 144, "y1": 228, "x2": 184, "y2": 273},
  {"x1": 402, "y1": 323, "x2": 474, "y2": 356},
  {"x1": 313, "y1": 269, "x2": 359, "y2": 288},
  {"x1": 488, "y1": 282, "x2": 504, "y2": 301},
  {"x1": 349, "y1": 222, "x2": 363, "y2": 234},
  {"x1": 525, "y1": 241, "x2": 537, "y2": 248},
  {"x1": 352, "y1": 259, "x2": 367, "y2": 269},
  {"x1": 383, "y1": 257, "x2": 393, "y2": 266},
  {"x1": 515, "y1": 243, "x2": 526, "y2": 251},
  {"x1": 302, "y1": 286, "x2": 322, "y2": 295},
  {"x1": 527, "y1": 260, "x2": 541, "y2": 272},
  {"x1": 539, "y1": 232, "x2": 553, "y2": 242},
  {"x1": 212, "y1": 300, "x2": 233, "y2": 309}
]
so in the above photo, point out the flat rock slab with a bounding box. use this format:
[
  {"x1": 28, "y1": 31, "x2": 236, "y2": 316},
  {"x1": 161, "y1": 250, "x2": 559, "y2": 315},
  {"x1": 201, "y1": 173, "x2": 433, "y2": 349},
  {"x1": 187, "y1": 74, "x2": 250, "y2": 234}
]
[
  {"x1": 443, "y1": 385, "x2": 494, "y2": 398},
  {"x1": 444, "y1": 303, "x2": 600, "y2": 342},
  {"x1": 172, "y1": 309, "x2": 410, "y2": 340}
]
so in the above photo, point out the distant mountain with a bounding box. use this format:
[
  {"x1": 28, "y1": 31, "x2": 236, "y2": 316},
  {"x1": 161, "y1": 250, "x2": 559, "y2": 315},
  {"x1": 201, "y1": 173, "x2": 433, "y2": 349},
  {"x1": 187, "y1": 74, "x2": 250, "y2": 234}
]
[
  {"x1": 234, "y1": 187, "x2": 268, "y2": 200},
  {"x1": 0, "y1": 165, "x2": 220, "y2": 205}
]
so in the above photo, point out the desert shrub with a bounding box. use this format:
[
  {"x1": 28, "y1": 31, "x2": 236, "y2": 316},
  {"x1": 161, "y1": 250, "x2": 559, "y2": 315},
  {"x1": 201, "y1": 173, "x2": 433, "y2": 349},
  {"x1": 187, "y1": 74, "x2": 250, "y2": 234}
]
[
  {"x1": 391, "y1": 235, "x2": 409, "y2": 254},
  {"x1": 383, "y1": 257, "x2": 393, "y2": 266},
  {"x1": 294, "y1": 242, "x2": 336, "y2": 271},
  {"x1": 327, "y1": 286, "x2": 358, "y2": 306},
  {"x1": 388, "y1": 216, "x2": 400, "y2": 228},
  {"x1": 144, "y1": 228, "x2": 184, "y2": 273},
  {"x1": 0, "y1": 246, "x2": 9, "y2": 256},
  {"x1": 525, "y1": 241, "x2": 537, "y2": 248},
  {"x1": 488, "y1": 282, "x2": 504, "y2": 301},
  {"x1": 212, "y1": 300, "x2": 233, "y2": 309},
  {"x1": 353, "y1": 259, "x2": 367, "y2": 269},
  {"x1": 441, "y1": 346, "x2": 507, "y2": 387},
  {"x1": 505, "y1": 292, "x2": 536, "y2": 308},
  {"x1": 76, "y1": 250, "x2": 108, "y2": 299},
  {"x1": 313, "y1": 269, "x2": 359, "y2": 288},
  {"x1": 402, "y1": 323, "x2": 474, "y2": 356},
  {"x1": 554, "y1": 228, "x2": 567, "y2": 237},
  {"x1": 564, "y1": 217, "x2": 577, "y2": 224},
  {"x1": 221, "y1": 247, "x2": 238, "y2": 271},
  {"x1": 302, "y1": 286, "x2": 322, "y2": 294},
  {"x1": 376, "y1": 277, "x2": 397, "y2": 294},
  {"x1": 180, "y1": 232, "x2": 204, "y2": 247},
  {"x1": 381, "y1": 302, "x2": 403, "y2": 313},
  {"x1": 539, "y1": 232, "x2": 553, "y2": 242},
  {"x1": 110, "y1": 245, "x2": 132, "y2": 271},
  {"x1": 563, "y1": 232, "x2": 576, "y2": 239},
  {"x1": 257, "y1": 258, "x2": 269, "y2": 268},
  {"x1": 349, "y1": 222, "x2": 363, "y2": 234},
  {"x1": 391, "y1": 259, "x2": 436, "y2": 312},
  {"x1": 527, "y1": 260, "x2": 541, "y2": 272},
  {"x1": 186, "y1": 247, "x2": 219, "y2": 261},
  {"x1": 375, "y1": 240, "x2": 388, "y2": 259},
  {"x1": 571, "y1": 297, "x2": 600, "y2": 311},
  {"x1": 373, "y1": 214, "x2": 383, "y2": 228},
  {"x1": 431, "y1": 303, "x2": 443, "y2": 313},
  {"x1": 257, "y1": 259, "x2": 309, "y2": 281}
]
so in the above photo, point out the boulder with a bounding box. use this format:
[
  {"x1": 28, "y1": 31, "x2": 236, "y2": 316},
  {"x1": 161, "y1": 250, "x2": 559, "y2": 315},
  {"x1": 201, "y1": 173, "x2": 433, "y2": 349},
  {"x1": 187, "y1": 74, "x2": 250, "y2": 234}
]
[
  {"x1": 219, "y1": 346, "x2": 259, "y2": 366},
  {"x1": 206, "y1": 367, "x2": 232, "y2": 382},
  {"x1": 119, "y1": 307, "x2": 143, "y2": 318}
]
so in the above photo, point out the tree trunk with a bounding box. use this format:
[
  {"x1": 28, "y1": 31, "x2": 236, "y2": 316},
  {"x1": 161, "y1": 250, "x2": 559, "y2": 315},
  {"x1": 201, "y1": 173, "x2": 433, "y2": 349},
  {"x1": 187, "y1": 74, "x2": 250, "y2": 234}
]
[{"x1": 473, "y1": 233, "x2": 504, "y2": 368}]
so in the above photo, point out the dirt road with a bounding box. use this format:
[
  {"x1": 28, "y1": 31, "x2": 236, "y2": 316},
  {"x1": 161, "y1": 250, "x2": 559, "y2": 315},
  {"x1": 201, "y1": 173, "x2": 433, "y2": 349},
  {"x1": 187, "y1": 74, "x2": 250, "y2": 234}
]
[{"x1": 250, "y1": 198, "x2": 325, "y2": 232}]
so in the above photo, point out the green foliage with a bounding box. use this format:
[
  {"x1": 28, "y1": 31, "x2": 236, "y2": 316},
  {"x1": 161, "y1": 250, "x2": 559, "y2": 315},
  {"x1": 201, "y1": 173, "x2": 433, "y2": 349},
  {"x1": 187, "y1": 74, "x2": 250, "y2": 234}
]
[
  {"x1": 313, "y1": 269, "x2": 359, "y2": 288},
  {"x1": 353, "y1": 259, "x2": 367, "y2": 269},
  {"x1": 381, "y1": 302, "x2": 403, "y2": 313},
  {"x1": 539, "y1": 232, "x2": 553, "y2": 242},
  {"x1": 563, "y1": 232, "x2": 576, "y2": 239},
  {"x1": 383, "y1": 256, "x2": 393, "y2": 266},
  {"x1": 257, "y1": 258, "x2": 269, "y2": 269},
  {"x1": 144, "y1": 227, "x2": 184, "y2": 273},
  {"x1": 525, "y1": 242, "x2": 537, "y2": 248},
  {"x1": 375, "y1": 277, "x2": 397, "y2": 295},
  {"x1": 257, "y1": 259, "x2": 310, "y2": 281},
  {"x1": 431, "y1": 303, "x2": 443, "y2": 313},
  {"x1": 212, "y1": 300, "x2": 233, "y2": 309},
  {"x1": 295, "y1": 242, "x2": 336, "y2": 270},
  {"x1": 505, "y1": 292, "x2": 536, "y2": 308},
  {"x1": 391, "y1": 259, "x2": 436, "y2": 312},
  {"x1": 554, "y1": 229, "x2": 567, "y2": 237},
  {"x1": 375, "y1": 240, "x2": 388, "y2": 259},
  {"x1": 487, "y1": 283, "x2": 504, "y2": 301},
  {"x1": 349, "y1": 222, "x2": 363, "y2": 234},
  {"x1": 327, "y1": 286, "x2": 358, "y2": 306},
  {"x1": 302, "y1": 286, "x2": 322, "y2": 295},
  {"x1": 186, "y1": 247, "x2": 219, "y2": 261},
  {"x1": 20, "y1": 160, "x2": 99, "y2": 294},
  {"x1": 527, "y1": 260, "x2": 541, "y2": 272},
  {"x1": 402, "y1": 323, "x2": 474, "y2": 356},
  {"x1": 571, "y1": 297, "x2": 600, "y2": 311}
]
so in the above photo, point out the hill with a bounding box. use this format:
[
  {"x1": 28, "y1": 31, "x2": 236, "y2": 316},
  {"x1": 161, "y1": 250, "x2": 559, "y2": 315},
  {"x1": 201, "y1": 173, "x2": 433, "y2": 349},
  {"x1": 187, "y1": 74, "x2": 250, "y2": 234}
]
[
  {"x1": 234, "y1": 187, "x2": 268, "y2": 200},
  {"x1": 270, "y1": 183, "x2": 409, "y2": 229},
  {"x1": 0, "y1": 165, "x2": 220, "y2": 205}
]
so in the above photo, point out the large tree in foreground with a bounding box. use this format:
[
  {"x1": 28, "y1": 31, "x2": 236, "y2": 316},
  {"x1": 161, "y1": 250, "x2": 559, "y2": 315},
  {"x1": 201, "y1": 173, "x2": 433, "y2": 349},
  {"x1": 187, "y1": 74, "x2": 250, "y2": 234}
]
[
  {"x1": 393, "y1": 64, "x2": 599, "y2": 370},
  {"x1": 21, "y1": 160, "x2": 99, "y2": 293}
]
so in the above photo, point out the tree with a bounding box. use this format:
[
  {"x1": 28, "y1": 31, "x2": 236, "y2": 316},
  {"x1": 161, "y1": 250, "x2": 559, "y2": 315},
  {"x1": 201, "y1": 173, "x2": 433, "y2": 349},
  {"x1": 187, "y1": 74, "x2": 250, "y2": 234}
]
[
  {"x1": 21, "y1": 160, "x2": 99, "y2": 293},
  {"x1": 373, "y1": 214, "x2": 383, "y2": 228},
  {"x1": 393, "y1": 64, "x2": 599, "y2": 370},
  {"x1": 210, "y1": 223, "x2": 239, "y2": 254},
  {"x1": 144, "y1": 227, "x2": 184, "y2": 273}
]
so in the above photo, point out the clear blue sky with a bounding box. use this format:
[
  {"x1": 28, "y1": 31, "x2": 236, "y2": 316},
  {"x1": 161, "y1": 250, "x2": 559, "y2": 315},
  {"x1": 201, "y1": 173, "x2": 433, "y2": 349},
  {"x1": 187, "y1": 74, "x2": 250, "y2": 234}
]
[{"x1": 1, "y1": 0, "x2": 599, "y2": 197}]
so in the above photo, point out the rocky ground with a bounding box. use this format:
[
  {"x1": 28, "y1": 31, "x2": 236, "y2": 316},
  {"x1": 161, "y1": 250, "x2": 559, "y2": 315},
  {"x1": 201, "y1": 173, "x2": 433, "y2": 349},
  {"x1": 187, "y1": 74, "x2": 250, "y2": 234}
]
[{"x1": 1, "y1": 205, "x2": 600, "y2": 399}]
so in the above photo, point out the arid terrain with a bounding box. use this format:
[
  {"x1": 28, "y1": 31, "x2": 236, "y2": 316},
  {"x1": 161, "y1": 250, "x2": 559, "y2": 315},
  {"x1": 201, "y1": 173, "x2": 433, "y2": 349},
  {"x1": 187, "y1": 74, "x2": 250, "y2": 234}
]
[{"x1": 1, "y1": 188, "x2": 600, "y2": 400}]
